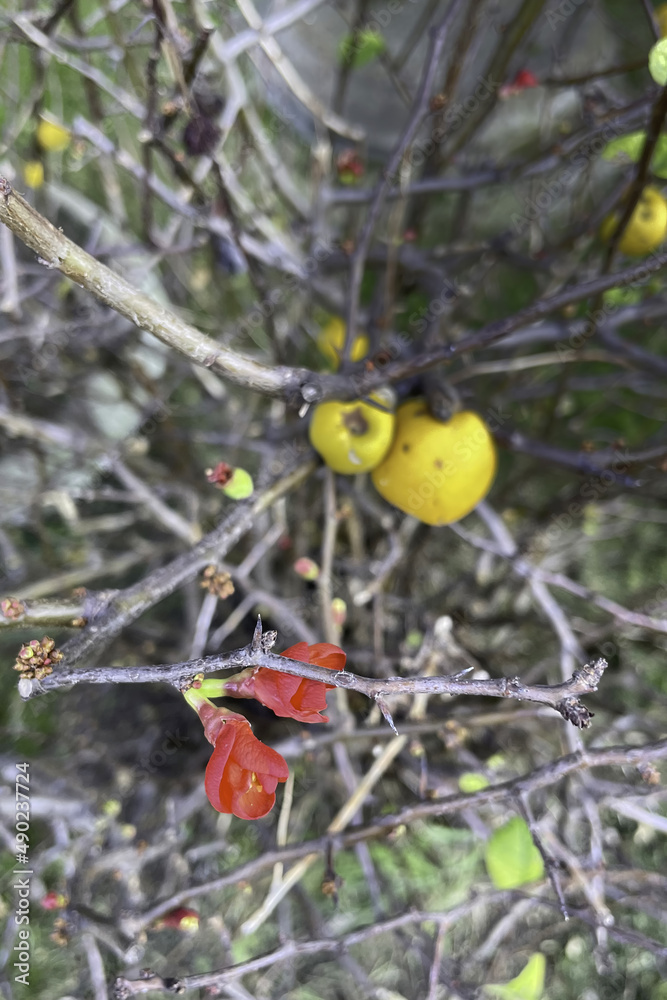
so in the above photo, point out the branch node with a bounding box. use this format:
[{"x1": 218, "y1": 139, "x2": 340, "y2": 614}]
[
  {"x1": 557, "y1": 697, "x2": 594, "y2": 729},
  {"x1": 112, "y1": 972, "x2": 185, "y2": 998},
  {"x1": 301, "y1": 383, "x2": 320, "y2": 403},
  {"x1": 573, "y1": 657, "x2": 608, "y2": 690}
]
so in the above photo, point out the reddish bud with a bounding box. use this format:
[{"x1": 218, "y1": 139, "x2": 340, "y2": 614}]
[
  {"x1": 331, "y1": 598, "x2": 347, "y2": 628},
  {"x1": 206, "y1": 462, "x2": 233, "y2": 486},
  {"x1": 1, "y1": 598, "x2": 24, "y2": 620},
  {"x1": 41, "y1": 891, "x2": 68, "y2": 910},
  {"x1": 336, "y1": 148, "x2": 365, "y2": 185},
  {"x1": 293, "y1": 557, "x2": 320, "y2": 581},
  {"x1": 500, "y1": 69, "x2": 539, "y2": 98},
  {"x1": 155, "y1": 907, "x2": 200, "y2": 932},
  {"x1": 513, "y1": 69, "x2": 538, "y2": 88}
]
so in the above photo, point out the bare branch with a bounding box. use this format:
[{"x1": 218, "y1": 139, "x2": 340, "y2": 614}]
[
  {"x1": 17, "y1": 614, "x2": 608, "y2": 728},
  {"x1": 0, "y1": 177, "x2": 320, "y2": 401}
]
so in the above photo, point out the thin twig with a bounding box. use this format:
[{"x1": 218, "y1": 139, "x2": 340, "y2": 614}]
[
  {"x1": 24, "y1": 460, "x2": 316, "y2": 669},
  {"x1": 344, "y1": 0, "x2": 466, "y2": 360}
]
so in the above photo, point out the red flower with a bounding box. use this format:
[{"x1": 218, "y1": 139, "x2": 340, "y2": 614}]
[
  {"x1": 225, "y1": 642, "x2": 346, "y2": 724},
  {"x1": 500, "y1": 69, "x2": 539, "y2": 98},
  {"x1": 202, "y1": 710, "x2": 289, "y2": 819}
]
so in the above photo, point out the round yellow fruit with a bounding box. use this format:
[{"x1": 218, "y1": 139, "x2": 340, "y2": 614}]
[
  {"x1": 23, "y1": 161, "x2": 45, "y2": 189},
  {"x1": 309, "y1": 389, "x2": 395, "y2": 474},
  {"x1": 371, "y1": 399, "x2": 496, "y2": 525},
  {"x1": 600, "y1": 186, "x2": 667, "y2": 256},
  {"x1": 317, "y1": 317, "x2": 369, "y2": 369},
  {"x1": 36, "y1": 119, "x2": 71, "y2": 153}
]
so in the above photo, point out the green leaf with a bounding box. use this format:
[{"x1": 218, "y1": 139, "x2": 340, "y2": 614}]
[
  {"x1": 652, "y1": 135, "x2": 667, "y2": 178},
  {"x1": 404, "y1": 629, "x2": 423, "y2": 651},
  {"x1": 484, "y1": 953, "x2": 546, "y2": 1000},
  {"x1": 484, "y1": 817, "x2": 545, "y2": 889},
  {"x1": 338, "y1": 28, "x2": 386, "y2": 69},
  {"x1": 602, "y1": 286, "x2": 643, "y2": 307},
  {"x1": 602, "y1": 131, "x2": 645, "y2": 164},
  {"x1": 607, "y1": 130, "x2": 667, "y2": 180},
  {"x1": 649, "y1": 38, "x2": 667, "y2": 85},
  {"x1": 458, "y1": 772, "x2": 490, "y2": 793}
]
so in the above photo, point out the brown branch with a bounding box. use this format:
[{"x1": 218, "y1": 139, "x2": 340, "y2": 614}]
[
  {"x1": 328, "y1": 98, "x2": 653, "y2": 206},
  {"x1": 444, "y1": 0, "x2": 547, "y2": 160},
  {"x1": 112, "y1": 883, "x2": 667, "y2": 996},
  {"x1": 3, "y1": 175, "x2": 667, "y2": 407},
  {"x1": 18, "y1": 615, "x2": 608, "y2": 728},
  {"x1": 353, "y1": 251, "x2": 667, "y2": 394},
  {"x1": 113, "y1": 901, "x2": 505, "y2": 997},
  {"x1": 0, "y1": 177, "x2": 324, "y2": 402}
]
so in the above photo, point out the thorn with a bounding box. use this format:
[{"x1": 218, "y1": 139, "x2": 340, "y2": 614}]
[
  {"x1": 252, "y1": 615, "x2": 263, "y2": 648},
  {"x1": 450, "y1": 666, "x2": 475, "y2": 680},
  {"x1": 376, "y1": 696, "x2": 399, "y2": 736}
]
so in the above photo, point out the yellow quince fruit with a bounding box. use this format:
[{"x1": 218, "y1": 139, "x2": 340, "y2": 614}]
[
  {"x1": 23, "y1": 161, "x2": 45, "y2": 189},
  {"x1": 371, "y1": 399, "x2": 496, "y2": 525},
  {"x1": 600, "y1": 186, "x2": 667, "y2": 256},
  {"x1": 316, "y1": 317, "x2": 369, "y2": 369},
  {"x1": 36, "y1": 119, "x2": 71, "y2": 153},
  {"x1": 309, "y1": 389, "x2": 395, "y2": 474}
]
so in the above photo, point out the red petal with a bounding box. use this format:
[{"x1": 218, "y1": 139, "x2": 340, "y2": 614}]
[
  {"x1": 204, "y1": 726, "x2": 236, "y2": 811},
  {"x1": 308, "y1": 643, "x2": 346, "y2": 671},
  {"x1": 254, "y1": 669, "x2": 302, "y2": 708},
  {"x1": 229, "y1": 722, "x2": 290, "y2": 778},
  {"x1": 199, "y1": 703, "x2": 247, "y2": 744},
  {"x1": 292, "y1": 681, "x2": 329, "y2": 714},
  {"x1": 231, "y1": 780, "x2": 276, "y2": 820},
  {"x1": 280, "y1": 642, "x2": 310, "y2": 662}
]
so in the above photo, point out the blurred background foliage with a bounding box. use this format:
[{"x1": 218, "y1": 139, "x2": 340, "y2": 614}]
[{"x1": 1, "y1": 0, "x2": 667, "y2": 998}]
